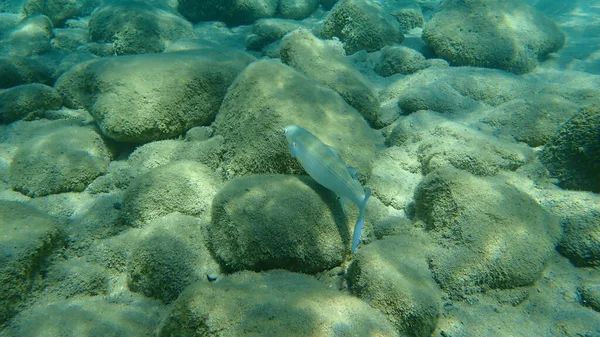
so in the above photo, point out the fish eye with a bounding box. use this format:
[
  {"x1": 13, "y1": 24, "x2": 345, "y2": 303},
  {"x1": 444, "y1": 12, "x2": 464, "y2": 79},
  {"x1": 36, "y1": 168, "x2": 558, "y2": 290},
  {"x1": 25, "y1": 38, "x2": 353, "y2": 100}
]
[{"x1": 283, "y1": 128, "x2": 288, "y2": 135}]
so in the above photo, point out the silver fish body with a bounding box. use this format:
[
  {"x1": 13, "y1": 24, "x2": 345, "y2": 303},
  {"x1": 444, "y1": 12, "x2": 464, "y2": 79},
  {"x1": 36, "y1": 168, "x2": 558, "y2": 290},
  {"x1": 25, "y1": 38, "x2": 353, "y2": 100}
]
[{"x1": 283, "y1": 125, "x2": 370, "y2": 253}]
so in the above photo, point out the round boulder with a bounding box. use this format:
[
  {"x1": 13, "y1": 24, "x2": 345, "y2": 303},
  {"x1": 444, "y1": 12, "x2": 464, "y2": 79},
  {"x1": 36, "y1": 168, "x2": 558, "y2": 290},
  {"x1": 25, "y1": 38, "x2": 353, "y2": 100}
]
[
  {"x1": 278, "y1": 0, "x2": 319, "y2": 20},
  {"x1": 127, "y1": 213, "x2": 221, "y2": 303},
  {"x1": 414, "y1": 167, "x2": 561, "y2": 296},
  {"x1": 374, "y1": 45, "x2": 428, "y2": 77},
  {"x1": 540, "y1": 104, "x2": 600, "y2": 193},
  {"x1": 213, "y1": 59, "x2": 383, "y2": 179},
  {"x1": 159, "y1": 270, "x2": 400, "y2": 337},
  {"x1": 280, "y1": 28, "x2": 383, "y2": 127},
  {"x1": 89, "y1": 2, "x2": 193, "y2": 55},
  {"x1": 347, "y1": 236, "x2": 440, "y2": 337},
  {"x1": 319, "y1": 0, "x2": 404, "y2": 54},
  {"x1": 55, "y1": 49, "x2": 255, "y2": 143},
  {"x1": 8, "y1": 125, "x2": 112, "y2": 197},
  {"x1": 423, "y1": 0, "x2": 565, "y2": 74},
  {"x1": 122, "y1": 160, "x2": 221, "y2": 227},
  {"x1": 0, "y1": 56, "x2": 54, "y2": 89},
  {"x1": 0, "y1": 83, "x2": 62, "y2": 123},
  {"x1": 208, "y1": 174, "x2": 348, "y2": 273},
  {"x1": 24, "y1": 0, "x2": 99, "y2": 26}
]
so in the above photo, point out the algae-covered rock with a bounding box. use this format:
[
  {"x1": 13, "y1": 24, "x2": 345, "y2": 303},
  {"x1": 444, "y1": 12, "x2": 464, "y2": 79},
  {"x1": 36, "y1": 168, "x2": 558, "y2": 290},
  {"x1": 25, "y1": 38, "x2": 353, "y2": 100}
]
[
  {"x1": 391, "y1": 6, "x2": 424, "y2": 33},
  {"x1": 348, "y1": 236, "x2": 440, "y2": 337},
  {"x1": 41, "y1": 258, "x2": 109, "y2": 299},
  {"x1": 423, "y1": 0, "x2": 565, "y2": 74},
  {"x1": 278, "y1": 0, "x2": 319, "y2": 19},
  {"x1": 0, "y1": 83, "x2": 62, "y2": 123},
  {"x1": 159, "y1": 270, "x2": 400, "y2": 337},
  {"x1": 208, "y1": 174, "x2": 348, "y2": 273},
  {"x1": 540, "y1": 104, "x2": 600, "y2": 193},
  {"x1": 369, "y1": 146, "x2": 421, "y2": 211},
  {"x1": 89, "y1": 2, "x2": 193, "y2": 55},
  {"x1": 0, "y1": 15, "x2": 53, "y2": 57},
  {"x1": 386, "y1": 111, "x2": 534, "y2": 177},
  {"x1": 374, "y1": 45, "x2": 428, "y2": 77},
  {"x1": 24, "y1": 0, "x2": 99, "y2": 26},
  {"x1": 122, "y1": 160, "x2": 221, "y2": 227},
  {"x1": 246, "y1": 18, "x2": 301, "y2": 51},
  {"x1": 126, "y1": 135, "x2": 224, "y2": 175},
  {"x1": 544, "y1": 190, "x2": 600, "y2": 267},
  {"x1": 8, "y1": 125, "x2": 112, "y2": 197},
  {"x1": 319, "y1": 0, "x2": 404, "y2": 54},
  {"x1": 478, "y1": 95, "x2": 580, "y2": 147},
  {"x1": 280, "y1": 28, "x2": 384, "y2": 128},
  {"x1": 0, "y1": 201, "x2": 64, "y2": 325},
  {"x1": 414, "y1": 167, "x2": 561, "y2": 296},
  {"x1": 214, "y1": 59, "x2": 383, "y2": 179},
  {"x1": 0, "y1": 56, "x2": 54, "y2": 89},
  {"x1": 2, "y1": 295, "x2": 164, "y2": 337},
  {"x1": 380, "y1": 67, "x2": 532, "y2": 116},
  {"x1": 127, "y1": 213, "x2": 221, "y2": 303},
  {"x1": 55, "y1": 49, "x2": 255, "y2": 143}
]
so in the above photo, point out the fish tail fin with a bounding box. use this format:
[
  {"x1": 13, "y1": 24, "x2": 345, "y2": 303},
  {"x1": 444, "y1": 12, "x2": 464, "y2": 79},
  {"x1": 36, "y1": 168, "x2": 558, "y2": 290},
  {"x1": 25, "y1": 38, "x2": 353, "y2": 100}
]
[{"x1": 351, "y1": 187, "x2": 371, "y2": 254}]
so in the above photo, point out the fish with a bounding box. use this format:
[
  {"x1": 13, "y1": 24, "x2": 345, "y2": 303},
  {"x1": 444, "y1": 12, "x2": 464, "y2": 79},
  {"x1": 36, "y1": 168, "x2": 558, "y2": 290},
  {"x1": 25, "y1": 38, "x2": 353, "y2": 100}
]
[{"x1": 283, "y1": 125, "x2": 371, "y2": 254}]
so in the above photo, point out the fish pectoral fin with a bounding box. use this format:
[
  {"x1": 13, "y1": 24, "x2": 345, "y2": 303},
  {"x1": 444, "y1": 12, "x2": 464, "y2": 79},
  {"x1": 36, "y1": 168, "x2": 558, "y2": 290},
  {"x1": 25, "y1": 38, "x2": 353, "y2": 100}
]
[
  {"x1": 347, "y1": 166, "x2": 358, "y2": 179},
  {"x1": 288, "y1": 141, "x2": 298, "y2": 157},
  {"x1": 327, "y1": 144, "x2": 340, "y2": 154},
  {"x1": 340, "y1": 196, "x2": 351, "y2": 214}
]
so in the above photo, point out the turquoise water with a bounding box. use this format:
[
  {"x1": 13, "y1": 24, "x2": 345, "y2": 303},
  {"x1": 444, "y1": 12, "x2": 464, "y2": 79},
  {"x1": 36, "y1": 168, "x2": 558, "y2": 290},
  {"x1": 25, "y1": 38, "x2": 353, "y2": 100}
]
[{"x1": 0, "y1": 0, "x2": 599, "y2": 336}]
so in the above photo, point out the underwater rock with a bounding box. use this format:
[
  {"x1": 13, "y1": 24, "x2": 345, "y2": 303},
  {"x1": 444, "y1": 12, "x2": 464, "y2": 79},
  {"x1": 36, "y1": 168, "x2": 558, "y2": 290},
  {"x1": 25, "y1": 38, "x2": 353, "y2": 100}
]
[
  {"x1": 221, "y1": 0, "x2": 279, "y2": 26},
  {"x1": 122, "y1": 160, "x2": 221, "y2": 227},
  {"x1": 478, "y1": 94, "x2": 580, "y2": 147},
  {"x1": 0, "y1": 83, "x2": 62, "y2": 123},
  {"x1": 580, "y1": 279, "x2": 600, "y2": 313},
  {"x1": 347, "y1": 236, "x2": 440, "y2": 337},
  {"x1": 89, "y1": 2, "x2": 193, "y2": 55},
  {"x1": 55, "y1": 49, "x2": 255, "y2": 143},
  {"x1": 0, "y1": 201, "x2": 64, "y2": 326},
  {"x1": 391, "y1": 6, "x2": 425, "y2": 33},
  {"x1": 246, "y1": 18, "x2": 302, "y2": 52},
  {"x1": 386, "y1": 111, "x2": 534, "y2": 177},
  {"x1": 423, "y1": 0, "x2": 565, "y2": 74},
  {"x1": 278, "y1": 0, "x2": 319, "y2": 20},
  {"x1": 0, "y1": 15, "x2": 53, "y2": 57},
  {"x1": 41, "y1": 258, "x2": 109, "y2": 299},
  {"x1": 546, "y1": 190, "x2": 600, "y2": 267},
  {"x1": 51, "y1": 27, "x2": 89, "y2": 51},
  {"x1": 159, "y1": 270, "x2": 400, "y2": 337},
  {"x1": 1, "y1": 295, "x2": 164, "y2": 337},
  {"x1": 540, "y1": 104, "x2": 600, "y2": 193},
  {"x1": 214, "y1": 59, "x2": 382, "y2": 179},
  {"x1": 380, "y1": 67, "x2": 532, "y2": 116},
  {"x1": 374, "y1": 45, "x2": 428, "y2": 77},
  {"x1": 126, "y1": 136, "x2": 224, "y2": 176},
  {"x1": 127, "y1": 213, "x2": 221, "y2": 304},
  {"x1": 414, "y1": 167, "x2": 561, "y2": 297},
  {"x1": 23, "y1": 0, "x2": 99, "y2": 26},
  {"x1": 180, "y1": 0, "x2": 279, "y2": 26},
  {"x1": 0, "y1": 56, "x2": 55, "y2": 89},
  {"x1": 8, "y1": 124, "x2": 112, "y2": 197},
  {"x1": 208, "y1": 174, "x2": 348, "y2": 273},
  {"x1": 368, "y1": 146, "x2": 421, "y2": 211},
  {"x1": 319, "y1": 0, "x2": 404, "y2": 54},
  {"x1": 280, "y1": 28, "x2": 384, "y2": 128}
]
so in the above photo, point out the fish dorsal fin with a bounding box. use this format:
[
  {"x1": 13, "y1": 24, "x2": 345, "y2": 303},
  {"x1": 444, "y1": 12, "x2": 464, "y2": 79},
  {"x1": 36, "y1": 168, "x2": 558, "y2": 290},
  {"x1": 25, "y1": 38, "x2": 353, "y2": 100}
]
[{"x1": 347, "y1": 166, "x2": 358, "y2": 179}]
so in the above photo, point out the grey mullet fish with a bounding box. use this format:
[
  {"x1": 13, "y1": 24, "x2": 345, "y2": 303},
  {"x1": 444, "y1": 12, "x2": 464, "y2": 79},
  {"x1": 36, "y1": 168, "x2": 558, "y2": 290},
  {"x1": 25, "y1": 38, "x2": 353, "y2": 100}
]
[{"x1": 283, "y1": 125, "x2": 371, "y2": 254}]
